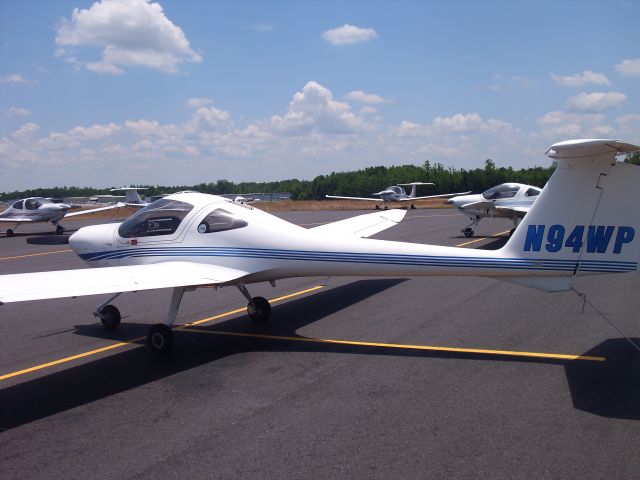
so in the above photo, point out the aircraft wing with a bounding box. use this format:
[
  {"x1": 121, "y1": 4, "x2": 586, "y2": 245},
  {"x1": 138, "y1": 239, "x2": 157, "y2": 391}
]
[
  {"x1": 495, "y1": 205, "x2": 530, "y2": 215},
  {"x1": 459, "y1": 200, "x2": 495, "y2": 210},
  {"x1": 64, "y1": 202, "x2": 126, "y2": 217},
  {"x1": 325, "y1": 195, "x2": 381, "y2": 202},
  {"x1": 0, "y1": 261, "x2": 249, "y2": 304},
  {"x1": 310, "y1": 209, "x2": 406, "y2": 238},
  {"x1": 401, "y1": 191, "x2": 473, "y2": 201}
]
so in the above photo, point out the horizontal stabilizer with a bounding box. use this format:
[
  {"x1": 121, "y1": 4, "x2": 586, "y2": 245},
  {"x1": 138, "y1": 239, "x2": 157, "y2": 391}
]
[
  {"x1": 0, "y1": 261, "x2": 249, "y2": 304},
  {"x1": 310, "y1": 209, "x2": 406, "y2": 238}
]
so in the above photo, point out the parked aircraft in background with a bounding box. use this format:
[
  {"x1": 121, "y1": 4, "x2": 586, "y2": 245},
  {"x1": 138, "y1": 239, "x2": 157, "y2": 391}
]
[
  {"x1": 326, "y1": 182, "x2": 470, "y2": 209},
  {"x1": 111, "y1": 187, "x2": 149, "y2": 207},
  {"x1": 0, "y1": 197, "x2": 124, "y2": 236},
  {"x1": 447, "y1": 183, "x2": 542, "y2": 237},
  {"x1": 0, "y1": 139, "x2": 637, "y2": 356}
]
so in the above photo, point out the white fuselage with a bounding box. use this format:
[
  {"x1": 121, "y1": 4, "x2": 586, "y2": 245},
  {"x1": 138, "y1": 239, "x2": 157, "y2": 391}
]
[{"x1": 68, "y1": 193, "x2": 574, "y2": 284}]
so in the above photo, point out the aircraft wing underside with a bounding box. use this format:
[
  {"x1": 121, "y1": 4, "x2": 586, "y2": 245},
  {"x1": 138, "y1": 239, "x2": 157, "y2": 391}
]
[
  {"x1": 0, "y1": 217, "x2": 35, "y2": 223},
  {"x1": 0, "y1": 261, "x2": 250, "y2": 304}
]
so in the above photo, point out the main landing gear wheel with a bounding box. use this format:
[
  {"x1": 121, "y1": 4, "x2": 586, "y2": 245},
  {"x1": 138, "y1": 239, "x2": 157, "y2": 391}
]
[
  {"x1": 248, "y1": 296, "x2": 271, "y2": 322},
  {"x1": 55, "y1": 225, "x2": 64, "y2": 235},
  {"x1": 6, "y1": 228, "x2": 14, "y2": 237},
  {"x1": 375, "y1": 205, "x2": 380, "y2": 210},
  {"x1": 147, "y1": 324, "x2": 174, "y2": 355},
  {"x1": 98, "y1": 304, "x2": 121, "y2": 330},
  {"x1": 463, "y1": 227, "x2": 474, "y2": 238}
]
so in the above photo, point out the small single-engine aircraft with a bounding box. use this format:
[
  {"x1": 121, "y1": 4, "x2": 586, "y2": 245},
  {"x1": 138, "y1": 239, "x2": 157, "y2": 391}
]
[
  {"x1": 326, "y1": 182, "x2": 470, "y2": 209},
  {"x1": 0, "y1": 197, "x2": 124, "y2": 236},
  {"x1": 447, "y1": 183, "x2": 542, "y2": 237},
  {"x1": 0, "y1": 139, "x2": 638, "y2": 356}
]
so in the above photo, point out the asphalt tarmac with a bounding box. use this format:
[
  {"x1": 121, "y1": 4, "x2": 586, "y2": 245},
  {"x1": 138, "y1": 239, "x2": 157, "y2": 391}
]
[{"x1": 1, "y1": 209, "x2": 639, "y2": 479}]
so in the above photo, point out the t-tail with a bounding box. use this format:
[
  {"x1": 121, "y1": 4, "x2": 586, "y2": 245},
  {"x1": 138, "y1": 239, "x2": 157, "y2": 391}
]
[{"x1": 500, "y1": 139, "x2": 640, "y2": 292}]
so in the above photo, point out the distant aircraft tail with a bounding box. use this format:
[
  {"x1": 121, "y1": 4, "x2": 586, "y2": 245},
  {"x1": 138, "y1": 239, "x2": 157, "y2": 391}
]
[{"x1": 501, "y1": 139, "x2": 640, "y2": 291}]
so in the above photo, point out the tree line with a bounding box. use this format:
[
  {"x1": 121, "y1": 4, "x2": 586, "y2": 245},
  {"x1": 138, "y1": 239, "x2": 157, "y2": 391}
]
[{"x1": 3, "y1": 152, "x2": 639, "y2": 202}]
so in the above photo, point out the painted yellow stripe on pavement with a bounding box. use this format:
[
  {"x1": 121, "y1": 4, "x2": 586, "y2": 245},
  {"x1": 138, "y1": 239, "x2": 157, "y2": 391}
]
[
  {"x1": 179, "y1": 285, "x2": 325, "y2": 329},
  {"x1": 0, "y1": 340, "x2": 142, "y2": 381},
  {"x1": 184, "y1": 329, "x2": 605, "y2": 362},
  {"x1": 456, "y1": 229, "x2": 511, "y2": 247},
  {"x1": 0, "y1": 249, "x2": 72, "y2": 261},
  {"x1": 0, "y1": 285, "x2": 324, "y2": 382}
]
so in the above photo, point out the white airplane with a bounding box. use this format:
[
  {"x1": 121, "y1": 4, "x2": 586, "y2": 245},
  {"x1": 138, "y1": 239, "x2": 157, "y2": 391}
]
[
  {"x1": 447, "y1": 183, "x2": 543, "y2": 238},
  {"x1": 111, "y1": 187, "x2": 148, "y2": 207},
  {"x1": 0, "y1": 139, "x2": 638, "y2": 356},
  {"x1": 327, "y1": 182, "x2": 470, "y2": 209},
  {"x1": 0, "y1": 197, "x2": 124, "y2": 236}
]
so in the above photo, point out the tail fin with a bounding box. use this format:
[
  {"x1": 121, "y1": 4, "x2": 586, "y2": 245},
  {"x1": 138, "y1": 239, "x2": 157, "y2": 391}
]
[{"x1": 503, "y1": 139, "x2": 640, "y2": 288}]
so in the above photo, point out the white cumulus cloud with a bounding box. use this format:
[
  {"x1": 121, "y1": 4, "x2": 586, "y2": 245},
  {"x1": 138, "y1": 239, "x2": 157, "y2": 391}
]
[
  {"x1": 616, "y1": 58, "x2": 640, "y2": 77},
  {"x1": 5, "y1": 107, "x2": 32, "y2": 117},
  {"x1": 187, "y1": 97, "x2": 213, "y2": 108},
  {"x1": 566, "y1": 92, "x2": 626, "y2": 112},
  {"x1": 268, "y1": 81, "x2": 362, "y2": 135},
  {"x1": 345, "y1": 90, "x2": 387, "y2": 104},
  {"x1": 551, "y1": 70, "x2": 611, "y2": 87},
  {"x1": 0, "y1": 74, "x2": 35, "y2": 85},
  {"x1": 321, "y1": 24, "x2": 378, "y2": 46},
  {"x1": 55, "y1": 0, "x2": 202, "y2": 75}
]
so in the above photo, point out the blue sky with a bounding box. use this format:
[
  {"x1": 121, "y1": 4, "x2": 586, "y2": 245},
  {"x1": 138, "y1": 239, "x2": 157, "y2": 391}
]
[{"x1": 1, "y1": 0, "x2": 638, "y2": 191}]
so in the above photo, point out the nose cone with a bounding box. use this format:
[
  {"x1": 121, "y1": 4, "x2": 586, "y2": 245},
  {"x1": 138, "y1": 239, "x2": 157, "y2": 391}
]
[{"x1": 69, "y1": 224, "x2": 117, "y2": 257}]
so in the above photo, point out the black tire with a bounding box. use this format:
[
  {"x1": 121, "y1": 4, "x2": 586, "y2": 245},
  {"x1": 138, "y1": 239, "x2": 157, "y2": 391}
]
[
  {"x1": 375, "y1": 205, "x2": 380, "y2": 210},
  {"x1": 6, "y1": 228, "x2": 14, "y2": 237},
  {"x1": 248, "y1": 296, "x2": 271, "y2": 322},
  {"x1": 56, "y1": 225, "x2": 64, "y2": 235},
  {"x1": 147, "y1": 324, "x2": 174, "y2": 355},
  {"x1": 99, "y1": 304, "x2": 121, "y2": 330},
  {"x1": 410, "y1": 204, "x2": 416, "y2": 209},
  {"x1": 463, "y1": 228, "x2": 474, "y2": 238},
  {"x1": 384, "y1": 205, "x2": 388, "y2": 210}
]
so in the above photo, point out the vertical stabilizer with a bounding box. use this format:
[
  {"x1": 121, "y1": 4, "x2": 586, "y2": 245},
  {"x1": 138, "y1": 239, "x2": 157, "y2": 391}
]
[{"x1": 503, "y1": 139, "x2": 640, "y2": 278}]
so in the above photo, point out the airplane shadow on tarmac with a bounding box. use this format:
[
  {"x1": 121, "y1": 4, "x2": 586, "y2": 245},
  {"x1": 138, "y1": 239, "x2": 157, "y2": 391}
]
[
  {"x1": 26, "y1": 234, "x2": 71, "y2": 245},
  {"x1": 1, "y1": 279, "x2": 639, "y2": 430}
]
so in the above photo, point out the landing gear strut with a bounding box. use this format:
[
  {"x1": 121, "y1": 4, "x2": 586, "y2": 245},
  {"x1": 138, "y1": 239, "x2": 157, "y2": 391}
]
[
  {"x1": 237, "y1": 284, "x2": 271, "y2": 322},
  {"x1": 461, "y1": 216, "x2": 481, "y2": 238}
]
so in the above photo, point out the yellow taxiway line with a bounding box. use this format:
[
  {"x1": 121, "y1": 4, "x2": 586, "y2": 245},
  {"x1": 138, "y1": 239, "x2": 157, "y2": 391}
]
[
  {"x1": 183, "y1": 329, "x2": 605, "y2": 362},
  {"x1": 456, "y1": 229, "x2": 511, "y2": 247},
  {"x1": 0, "y1": 282, "x2": 604, "y2": 383},
  {"x1": 0, "y1": 285, "x2": 324, "y2": 382},
  {"x1": 0, "y1": 249, "x2": 72, "y2": 261}
]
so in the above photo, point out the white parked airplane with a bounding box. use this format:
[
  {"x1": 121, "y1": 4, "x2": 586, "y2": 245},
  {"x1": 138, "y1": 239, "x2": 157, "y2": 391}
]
[
  {"x1": 0, "y1": 139, "x2": 638, "y2": 356},
  {"x1": 327, "y1": 182, "x2": 470, "y2": 209},
  {"x1": 111, "y1": 187, "x2": 148, "y2": 207},
  {"x1": 0, "y1": 197, "x2": 124, "y2": 236},
  {"x1": 447, "y1": 183, "x2": 543, "y2": 237}
]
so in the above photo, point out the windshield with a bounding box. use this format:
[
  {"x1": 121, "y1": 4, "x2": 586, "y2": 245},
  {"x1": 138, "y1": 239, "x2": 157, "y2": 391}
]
[
  {"x1": 118, "y1": 199, "x2": 193, "y2": 238},
  {"x1": 482, "y1": 184, "x2": 520, "y2": 200}
]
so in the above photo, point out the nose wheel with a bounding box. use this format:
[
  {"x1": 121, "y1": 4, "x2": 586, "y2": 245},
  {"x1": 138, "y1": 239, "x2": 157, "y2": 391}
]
[
  {"x1": 56, "y1": 225, "x2": 65, "y2": 235},
  {"x1": 6, "y1": 228, "x2": 14, "y2": 237},
  {"x1": 463, "y1": 227, "x2": 474, "y2": 238}
]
